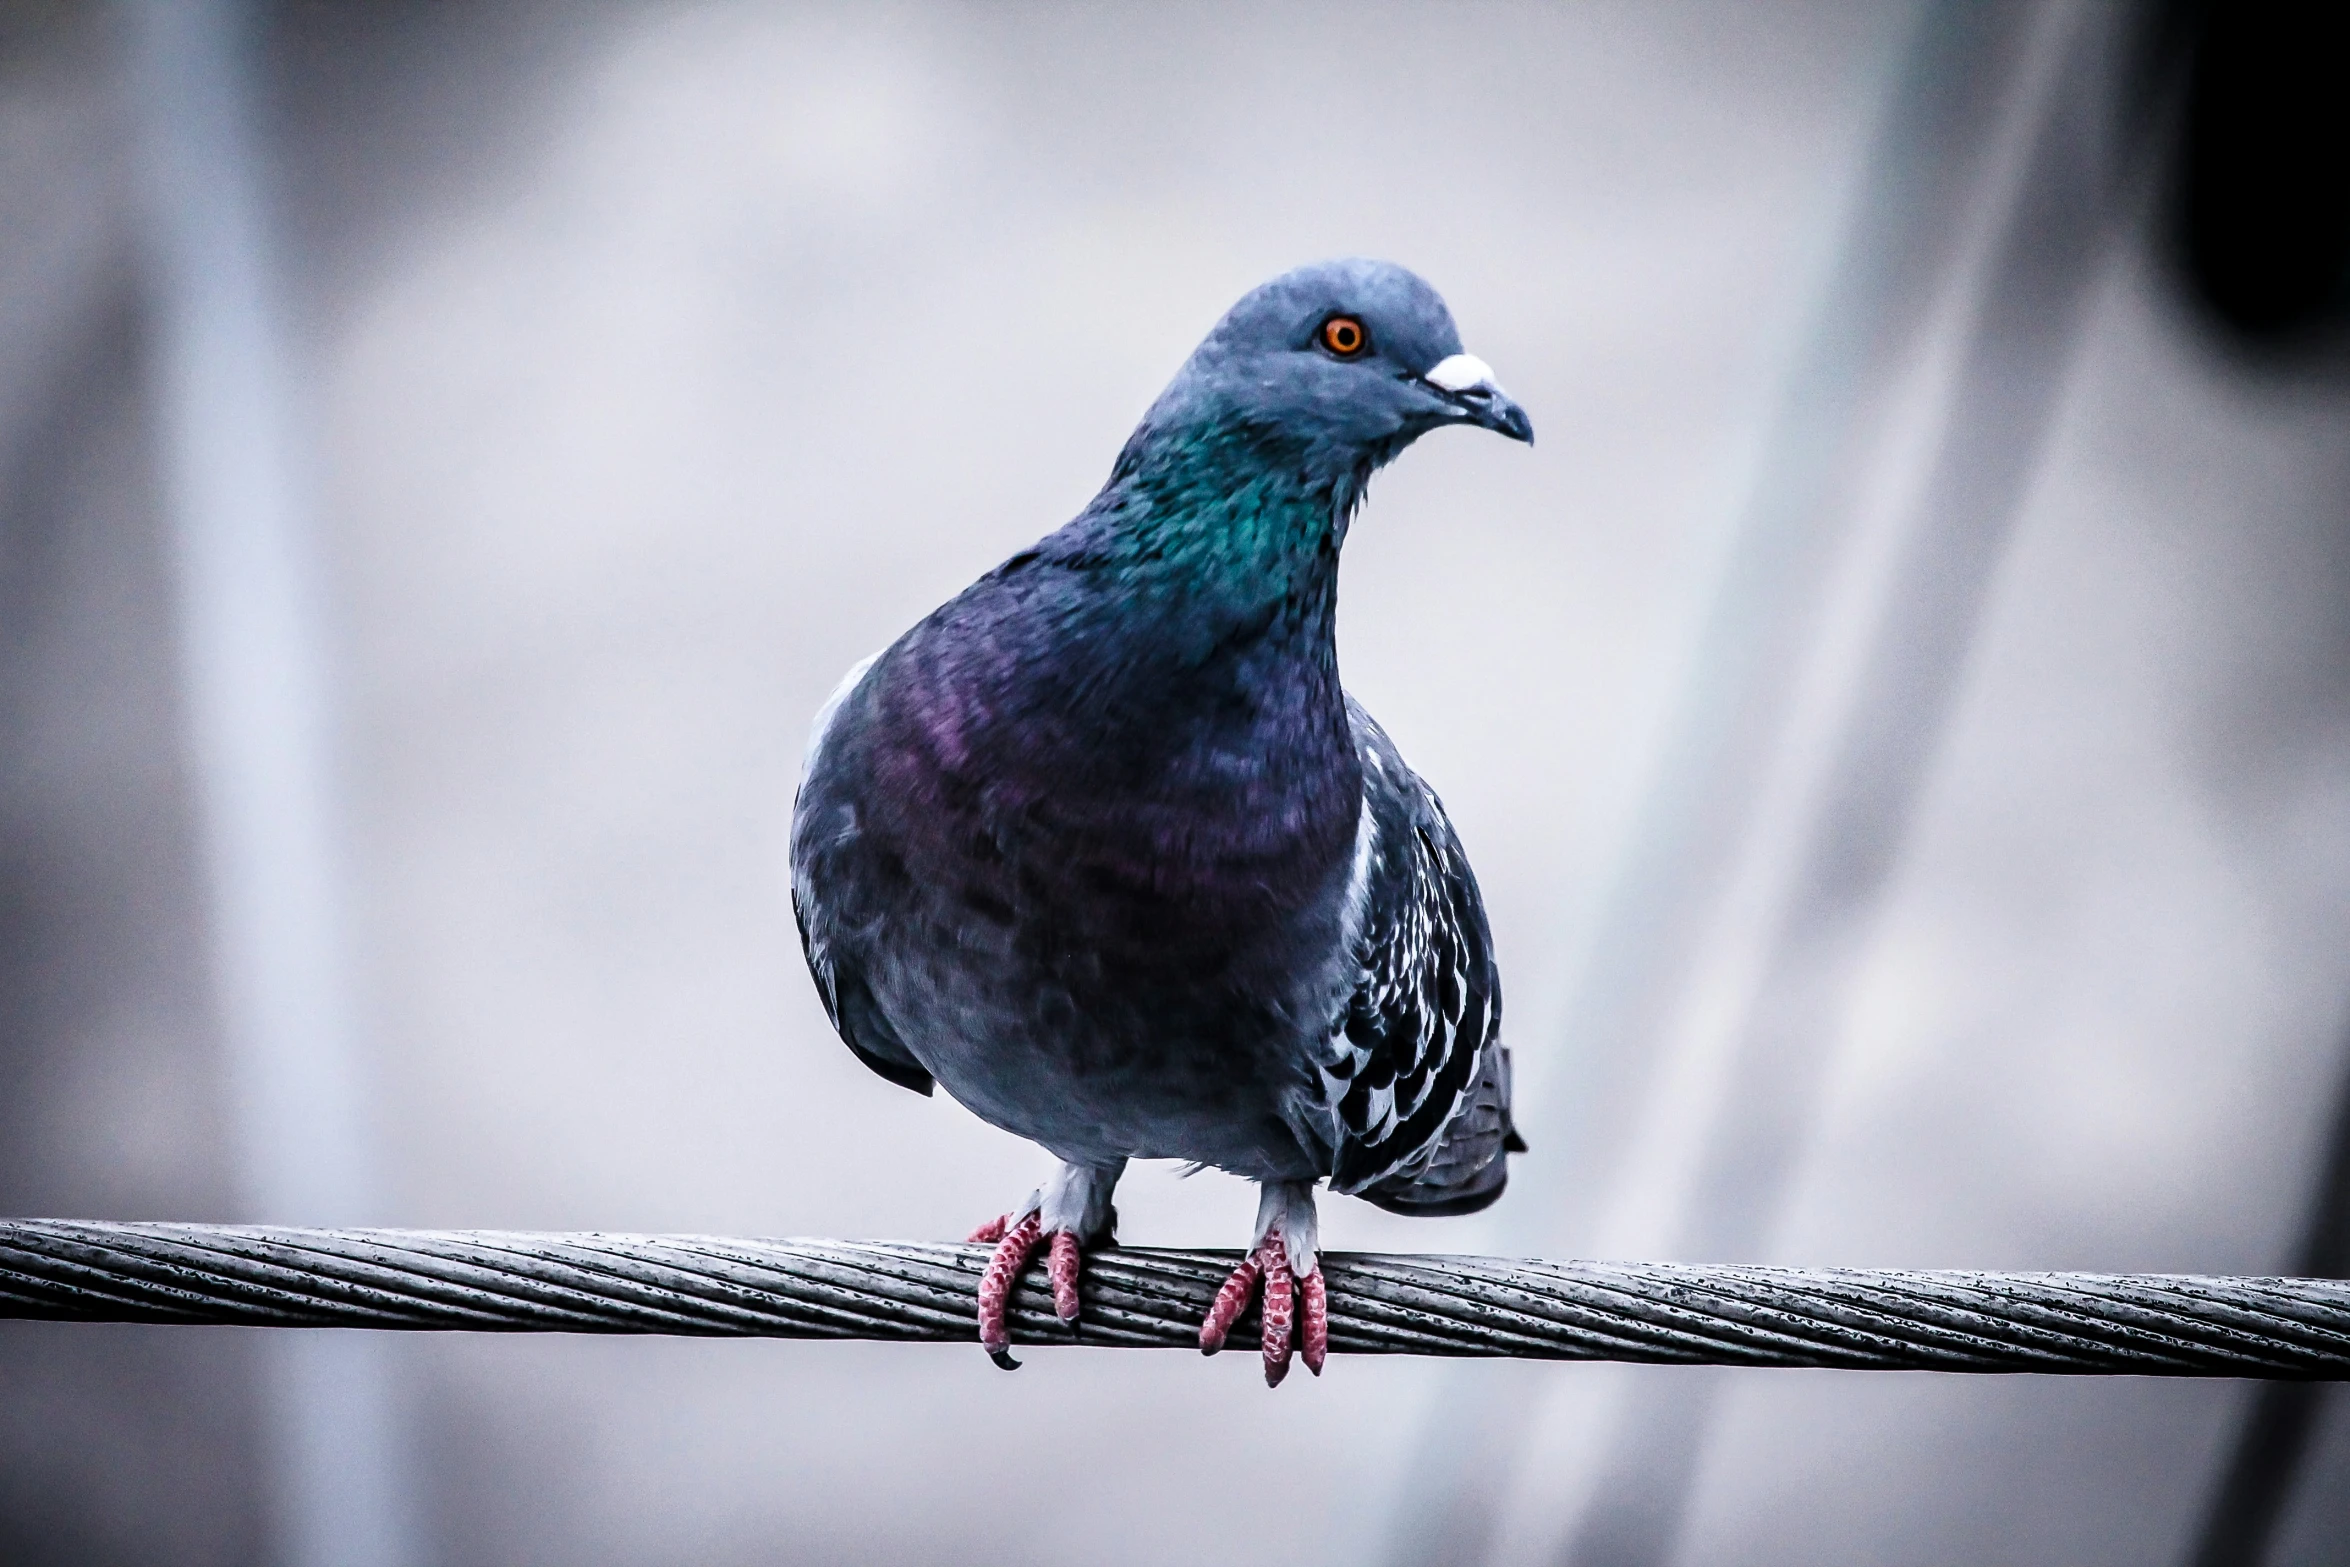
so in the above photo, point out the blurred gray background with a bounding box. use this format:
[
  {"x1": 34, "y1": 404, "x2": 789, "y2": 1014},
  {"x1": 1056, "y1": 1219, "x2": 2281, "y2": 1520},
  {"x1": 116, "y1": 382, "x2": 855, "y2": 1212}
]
[{"x1": 5, "y1": 0, "x2": 2348, "y2": 1563}]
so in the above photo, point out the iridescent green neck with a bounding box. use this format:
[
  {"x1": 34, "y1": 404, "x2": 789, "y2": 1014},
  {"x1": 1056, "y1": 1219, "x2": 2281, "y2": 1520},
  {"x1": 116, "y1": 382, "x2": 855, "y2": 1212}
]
[{"x1": 1087, "y1": 421, "x2": 1353, "y2": 602}]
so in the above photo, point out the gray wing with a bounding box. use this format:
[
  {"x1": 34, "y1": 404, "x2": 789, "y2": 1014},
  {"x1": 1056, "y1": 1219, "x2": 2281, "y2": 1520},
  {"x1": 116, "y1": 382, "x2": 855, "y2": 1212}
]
[
  {"x1": 790, "y1": 652, "x2": 934, "y2": 1097},
  {"x1": 1316, "y1": 700, "x2": 1521, "y2": 1215}
]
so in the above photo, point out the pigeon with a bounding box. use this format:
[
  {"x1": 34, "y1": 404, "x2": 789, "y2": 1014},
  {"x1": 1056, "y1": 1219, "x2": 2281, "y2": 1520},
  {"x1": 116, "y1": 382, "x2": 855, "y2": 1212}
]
[{"x1": 790, "y1": 258, "x2": 1531, "y2": 1385}]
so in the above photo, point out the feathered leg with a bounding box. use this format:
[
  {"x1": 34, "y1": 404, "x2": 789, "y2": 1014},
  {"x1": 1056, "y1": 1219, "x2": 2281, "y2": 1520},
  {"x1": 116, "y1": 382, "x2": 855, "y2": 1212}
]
[
  {"x1": 1198, "y1": 1180, "x2": 1325, "y2": 1386},
  {"x1": 968, "y1": 1158, "x2": 1123, "y2": 1369}
]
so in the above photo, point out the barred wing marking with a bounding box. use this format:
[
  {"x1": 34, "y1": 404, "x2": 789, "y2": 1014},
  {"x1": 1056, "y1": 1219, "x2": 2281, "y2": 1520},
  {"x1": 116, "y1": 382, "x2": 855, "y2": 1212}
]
[{"x1": 1320, "y1": 705, "x2": 1504, "y2": 1196}]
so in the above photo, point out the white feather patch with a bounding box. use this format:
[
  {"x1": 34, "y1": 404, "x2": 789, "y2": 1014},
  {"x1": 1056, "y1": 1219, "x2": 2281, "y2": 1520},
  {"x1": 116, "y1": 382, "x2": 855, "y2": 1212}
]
[
  {"x1": 1339, "y1": 796, "x2": 1378, "y2": 950},
  {"x1": 1250, "y1": 1181, "x2": 1320, "y2": 1276},
  {"x1": 800, "y1": 649, "x2": 881, "y2": 784}
]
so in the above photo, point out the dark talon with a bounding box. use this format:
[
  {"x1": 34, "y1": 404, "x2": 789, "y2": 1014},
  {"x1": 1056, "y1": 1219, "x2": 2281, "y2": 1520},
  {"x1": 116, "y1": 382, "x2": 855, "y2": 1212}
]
[{"x1": 989, "y1": 1347, "x2": 1021, "y2": 1371}]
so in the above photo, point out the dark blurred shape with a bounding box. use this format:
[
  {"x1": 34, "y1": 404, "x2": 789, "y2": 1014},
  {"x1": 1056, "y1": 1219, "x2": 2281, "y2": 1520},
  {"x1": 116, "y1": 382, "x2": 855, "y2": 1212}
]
[
  {"x1": 2168, "y1": 0, "x2": 2350, "y2": 345},
  {"x1": 2166, "y1": 9, "x2": 2350, "y2": 1563},
  {"x1": 2186, "y1": 1011, "x2": 2350, "y2": 1567}
]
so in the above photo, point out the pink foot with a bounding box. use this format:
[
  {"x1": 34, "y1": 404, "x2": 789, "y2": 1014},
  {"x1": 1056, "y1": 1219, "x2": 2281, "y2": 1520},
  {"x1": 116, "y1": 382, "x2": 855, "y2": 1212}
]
[
  {"x1": 967, "y1": 1187, "x2": 1104, "y2": 1369},
  {"x1": 1199, "y1": 1223, "x2": 1328, "y2": 1386},
  {"x1": 974, "y1": 1211, "x2": 1042, "y2": 1368}
]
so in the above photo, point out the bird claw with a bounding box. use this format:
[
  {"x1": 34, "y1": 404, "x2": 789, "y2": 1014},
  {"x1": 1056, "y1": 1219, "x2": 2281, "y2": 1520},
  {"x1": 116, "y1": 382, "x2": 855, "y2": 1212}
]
[
  {"x1": 976, "y1": 1210, "x2": 1043, "y2": 1368},
  {"x1": 1199, "y1": 1224, "x2": 1327, "y2": 1386},
  {"x1": 1049, "y1": 1228, "x2": 1083, "y2": 1326},
  {"x1": 1300, "y1": 1266, "x2": 1328, "y2": 1377},
  {"x1": 970, "y1": 1203, "x2": 1096, "y2": 1369}
]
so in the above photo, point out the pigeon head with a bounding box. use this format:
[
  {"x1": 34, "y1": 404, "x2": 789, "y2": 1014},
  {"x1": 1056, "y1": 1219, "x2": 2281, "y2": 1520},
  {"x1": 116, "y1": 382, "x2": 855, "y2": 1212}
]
[
  {"x1": 1124, "y1": 259, "x2": 1533, "y2": 496},
  {"x1": 1063, "y1": 260, "x2": 1531, "y2": 591}
]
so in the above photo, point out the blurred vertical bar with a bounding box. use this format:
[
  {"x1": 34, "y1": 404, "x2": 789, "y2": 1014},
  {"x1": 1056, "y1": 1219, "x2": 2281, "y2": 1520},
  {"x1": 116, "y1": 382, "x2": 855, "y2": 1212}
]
[
  {"x1": 1382, "y1": 1, "x2": 2168, "y2": 1562},
  {"x1": 1552, "y1": 5, "x2": 2148, "y2": 1560},
  {"x1": 123, "y1": 3, "x2": 418, "y2": 1566},
  {"x1": 1376, "y1": 3, "x2": 2029, "y2": 1559}
]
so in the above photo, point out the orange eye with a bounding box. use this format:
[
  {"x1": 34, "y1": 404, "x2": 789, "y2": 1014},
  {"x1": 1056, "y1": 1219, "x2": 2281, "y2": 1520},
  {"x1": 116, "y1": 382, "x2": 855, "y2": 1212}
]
[{"x1": 1319, "y1": 315, "x2": 1369, "y2": 358}]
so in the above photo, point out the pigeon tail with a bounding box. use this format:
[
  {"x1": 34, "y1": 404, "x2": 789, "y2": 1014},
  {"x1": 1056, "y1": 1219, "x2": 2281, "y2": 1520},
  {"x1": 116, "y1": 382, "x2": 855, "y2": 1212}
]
[{"x1": 1354, "y1": 1043, "x2": 1520, "y2": 1217}]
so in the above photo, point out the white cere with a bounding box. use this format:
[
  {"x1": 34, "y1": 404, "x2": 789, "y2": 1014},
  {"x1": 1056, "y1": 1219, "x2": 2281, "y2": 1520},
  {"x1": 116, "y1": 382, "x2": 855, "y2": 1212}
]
[{"x1": 1424, "y1": 353, "x2": 1496, "y2": 393}]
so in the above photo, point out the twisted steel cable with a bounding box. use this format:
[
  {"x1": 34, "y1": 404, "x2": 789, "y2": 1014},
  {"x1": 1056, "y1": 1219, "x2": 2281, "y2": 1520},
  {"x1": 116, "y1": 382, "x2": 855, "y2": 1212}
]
[{"x1": 4, "y1": 1221, "x2": 2348, "y2": 1376}]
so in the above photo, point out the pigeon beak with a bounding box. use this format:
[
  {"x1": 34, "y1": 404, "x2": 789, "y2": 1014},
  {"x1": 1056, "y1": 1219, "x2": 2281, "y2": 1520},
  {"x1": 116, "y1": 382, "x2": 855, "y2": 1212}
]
[{"x1": 1424, "y1": 353, "x2": 1534, "y2": 445}]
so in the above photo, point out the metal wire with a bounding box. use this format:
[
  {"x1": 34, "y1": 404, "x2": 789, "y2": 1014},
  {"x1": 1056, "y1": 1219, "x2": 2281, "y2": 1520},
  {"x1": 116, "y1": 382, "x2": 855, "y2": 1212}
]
[{"x1": 4, "y1": 1221, "x2": 2348, "y2": 1376}]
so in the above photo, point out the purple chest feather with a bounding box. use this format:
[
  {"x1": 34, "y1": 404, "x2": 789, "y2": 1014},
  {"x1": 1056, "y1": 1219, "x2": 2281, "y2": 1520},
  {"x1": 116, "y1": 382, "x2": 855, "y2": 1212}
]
[{"x1": 866, "y1": 567, "x2": 1363, "y2": 967}]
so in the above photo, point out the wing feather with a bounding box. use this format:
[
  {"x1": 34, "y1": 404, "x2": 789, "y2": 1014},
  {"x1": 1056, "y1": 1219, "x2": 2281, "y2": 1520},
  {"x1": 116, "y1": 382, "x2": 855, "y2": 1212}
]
[{"x1": 1317, "y1": 701, "x2": 1517, "y2": 1213}]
